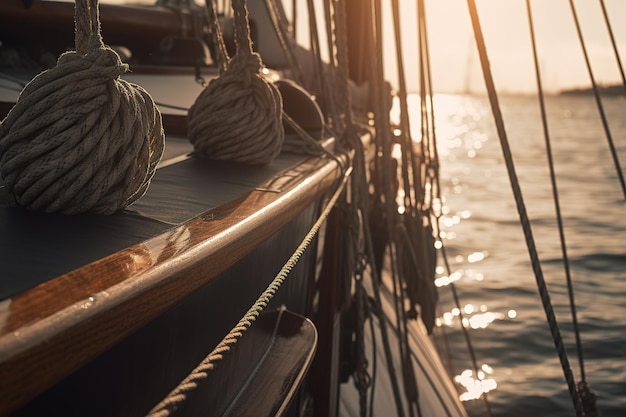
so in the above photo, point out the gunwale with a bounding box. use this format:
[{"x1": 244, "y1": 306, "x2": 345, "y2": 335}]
[
  {"x1": 0, "y1": 129, "x2": 348, "y2": 415},
  {"x1": 0, "y1": 2, "x2": 355, "y2": 414}
]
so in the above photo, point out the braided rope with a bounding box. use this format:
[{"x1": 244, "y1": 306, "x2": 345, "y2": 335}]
[
  {"x1": 145, "y1": 163, "x2": 351, "y2": 417},
  {"x1": 187, "y1": 0, "x2": 284, "y2": 165},
  {"x1": 0, "y1": 0, "x2": 164, "y2": 214}
]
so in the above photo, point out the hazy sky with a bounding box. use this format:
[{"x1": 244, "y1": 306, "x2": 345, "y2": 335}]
[
  {"x1": 100, "y1": 0, "x2": 626, "y2": 94},
  {"x1": 385, "y1": 0, "x2": 626, "y2": 94}
]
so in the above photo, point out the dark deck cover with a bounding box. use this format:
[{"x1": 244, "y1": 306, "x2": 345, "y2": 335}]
[{"x1": 0, "y1": 137, "x2": 306, "y2": 299}]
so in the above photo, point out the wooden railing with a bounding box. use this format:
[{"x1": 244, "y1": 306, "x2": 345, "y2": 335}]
[{"x1": 0, "y1": 147, "x2": 345, "y2": 416}]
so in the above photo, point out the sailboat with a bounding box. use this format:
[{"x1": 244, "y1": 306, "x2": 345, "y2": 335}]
[
  {"x1": 2, "y1": 1, "x2": 622, "y2": 416},
  {"x1": 0, "y1": 0, "x2": 467, "y2": 416}
]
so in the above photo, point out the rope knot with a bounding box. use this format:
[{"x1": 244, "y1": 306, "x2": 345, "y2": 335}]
[
  {"x1": 0, "y1": 0, "x2": 164, "y2": 214},
  {"x1": 226, "y1": 51, "x2": 262, "y2": 87},
  {"x1": 57, "y1": 45, "x2": 129, "y2": 81},
  {"x1": 186, "y1": 0, "x2": 283, "y2": 165},
  {"x1": 89, "y1": 46, "x2": 129, "y2": 76}
]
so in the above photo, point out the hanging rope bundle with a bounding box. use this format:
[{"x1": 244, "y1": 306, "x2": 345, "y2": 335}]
[
  {"x1": 187, "y1": 0, "x2": 284, "y2": 165},
  {"x1": 0, "y1": 0, "x2": 164, "y2": 215}
]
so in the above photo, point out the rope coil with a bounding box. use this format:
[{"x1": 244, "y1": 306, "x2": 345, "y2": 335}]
[
  {"x1": 187, "y1": 0, "x2": 284, "y2": 165},
  {"x1": 0, "y1": 0, "x2": 164, "y2": 214}
]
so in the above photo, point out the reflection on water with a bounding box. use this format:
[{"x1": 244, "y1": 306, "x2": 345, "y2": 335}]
[
  {"x1": 455, "y1": 367, "x2": 498, "y2": 401},
  {"x1": 419, "y1": 93, "x2": 626, "y2": 416},
  {"x1": 434, "y1": 269, "x2": 463, "y2": 287},
  {"x1": 434, "y1": 264, "x2": 485, "y2": 288},
  {"x1": 429, "y1": 93, "x2": 530, "y2": 406},
  {"x1": 437, "y1": 304, "x2": 515, "y2": 330}
]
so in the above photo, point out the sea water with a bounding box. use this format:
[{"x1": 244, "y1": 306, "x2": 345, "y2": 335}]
[{"x1": 427, "y1": 93, "x2": 626, "y2": 417}]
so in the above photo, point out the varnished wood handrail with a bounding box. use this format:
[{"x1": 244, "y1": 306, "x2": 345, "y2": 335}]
[{"x1": 0, "y1": 151, "x2": 347, "y2": 416}]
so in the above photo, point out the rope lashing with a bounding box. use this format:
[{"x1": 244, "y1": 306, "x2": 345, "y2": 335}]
[
  {"x1": 578, "y1": 380, "x2": 599, "y2": 417},
  {"x1": 187, "y1": 0, "x2": 284, "y2": 165},
  {"x1": 0, "y1": 0, "x2": 164, "y2": 215}
]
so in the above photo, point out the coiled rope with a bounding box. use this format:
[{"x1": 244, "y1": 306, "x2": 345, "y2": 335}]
[
  {"x1": 0, "y1": 0, "x2": 164, "y2": 214},
  {"x1": 187, "y1": 0, "x2": 284, "y2": 165},
  {"x1": 145, "y1": 163, "x2": 351, "y2": 417}
]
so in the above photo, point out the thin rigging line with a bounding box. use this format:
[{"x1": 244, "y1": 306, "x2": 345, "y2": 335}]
[
  {"x1": 466, "y1": 1, "x2": 585, "y2": 415},
  {"x1": 525, "y1": 0, "x2": 587, "y2": 383},
  {"x1": 568, "y1": 0, "x2": 626, "y2": 200}
]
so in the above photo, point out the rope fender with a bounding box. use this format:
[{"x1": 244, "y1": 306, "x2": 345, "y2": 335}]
[
  {"x1": 188, "y1": 0, "x2": 284, "y2": 165},
  {"x1": 0, "y1": 0, "x2": 165, "y2": 214}
]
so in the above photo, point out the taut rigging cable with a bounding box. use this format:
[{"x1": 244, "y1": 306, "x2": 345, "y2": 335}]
[
  {"x1": 466, "y1": 0, "x2": 585, "y2": 415},
  {"x1": 598, "y1": 0, "x2": 626, "y2": 96},
  {"x1": 567, "y1": 0, "x2": 626, "y2": 200},
  {"x1": 526, "y1": 1, "x2": 598, "y2": 416}
]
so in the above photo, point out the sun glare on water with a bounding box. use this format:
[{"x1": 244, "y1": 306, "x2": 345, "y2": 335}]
[{"x1": 455, "y1": 366, "x2": 498, "y2": 402}]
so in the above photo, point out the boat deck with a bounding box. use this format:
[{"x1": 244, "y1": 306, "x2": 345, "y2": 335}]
[
  {"x1": 0, "y1": 71, "x2": 333, "y2": 297},
  {"x1": 0, "y1": 136, "x2": 309, "y2": 298},
  {"x1": 0, "y1": 72, "x2": 342, "y2": 415}
]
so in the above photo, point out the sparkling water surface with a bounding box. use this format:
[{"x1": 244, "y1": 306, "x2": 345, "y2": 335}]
[{"x1": 425, "y1": 93, "x2": 626, "y2": 417}]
